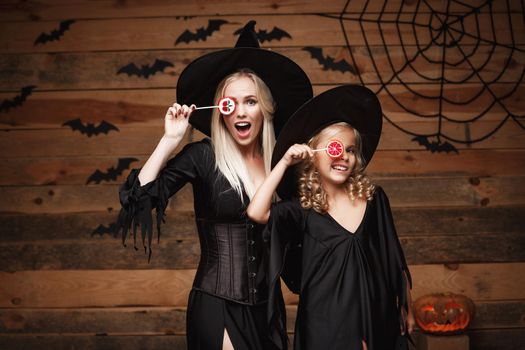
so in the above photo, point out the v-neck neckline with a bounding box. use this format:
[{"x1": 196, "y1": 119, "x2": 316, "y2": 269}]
[{"x1": 325, "y1": 201, "x2": 369, "y2": 235}]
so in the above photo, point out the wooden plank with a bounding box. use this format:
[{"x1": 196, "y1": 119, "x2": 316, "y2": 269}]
[
  {"x1": 468, "y1": 329, "x2": 525, "y2": 350},
  {"x1": 2, "y1": 46, "x2": 523, "y2": 91},
  {"x1": 1, "y1": 85, "x2": 524, "y2": 130},
  {"x1": 368, "y1": 150, "x2": 525, "y2": 177},
  {"x1": 1, "y1": 263, "x2": 524, "y2": 308},
  {"x1": 0, "y1": 307, "x2": 187, "y2": 335},
  {"x1": 0, "y1": 0, "x2": 522, "y2": 21},
  {"x1": 1, "y1": 175, "x2": 524, "y2": 214},
  {"x1": 0, "y1": 211, "x2": 197, "y2": 241},
  {"x1": 1, "y1": 205, "x2": 522, "y2": 242},
  {"x1": 0, "y1": 330, "x2": 523, "y2": 350},
  {"x1": 1, "y1": 120, "x2": 524, "y2": 160},
  {"x1": 1, "y1": 230, "x2": 524, "y2": 270},
  {"x1": 0, "y1": 13, "x2": 523, "y2": 53},
  {"x1": 0, "y1": 89, "x2": 172, "y2": 129},
  {"x1": 0, "y1": 335, "x2": 187, "y2": 350},
  {"x1": 3, "y1": 149, "x2": 525, "y2": 186},
  {"x1": 0, "y1": 156, "x2": 145, "y2": 186},
  {"x1": 400, "y1": 233, "x2": 525, "y2": 264},
  {"x1": 0, "y1": 300, "x2": 522, "y2": 334},
  {"x1": 0, "y1": 239, "x2": 201, "y2": 271},
  {"x1": 0, "y1": 269, "x2": 199, "y2": 308},
  {"x1": 0, "y1": 183, "x2": 195, "y2": 214}
]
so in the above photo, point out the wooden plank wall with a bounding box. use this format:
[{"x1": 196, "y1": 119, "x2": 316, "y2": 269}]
[{"x1": 0, "y1": 0, "x2": 524, "y2": 349}]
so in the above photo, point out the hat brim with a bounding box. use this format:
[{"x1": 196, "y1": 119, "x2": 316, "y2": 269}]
[
  {"x1": 272, "y1": 84, "x2": 383, "y2": 199},
  {"x1": 176, "y1": 47, "x2": 313, "y2": 136}
]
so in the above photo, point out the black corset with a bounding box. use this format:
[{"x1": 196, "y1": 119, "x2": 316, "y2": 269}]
[{"x1": 193, "y1": 218, "x2": 268, "y2": 305}]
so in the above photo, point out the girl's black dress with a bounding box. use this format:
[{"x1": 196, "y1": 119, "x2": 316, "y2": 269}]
[
  {"x1": 266, "y1": 187, "x2": 411, "y2": 350},
  {"x1": 117, "y1": 138, "x2": 281, "y2": 350}
]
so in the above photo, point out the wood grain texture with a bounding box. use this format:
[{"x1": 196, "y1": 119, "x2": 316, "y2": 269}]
[
  {"x1": 2, "y1": 47, "x2": 523, "y2": 90},
  {"x1": 1, "y1": 120, "x2": 523, "y2": 161},
  {"x1": 0, "y1": 300, "x2": 523, "y2": 334},
  {"x1": 2, "y1": 149, "x2": 525, "y2": 185},
  {"x1": 1, "y1": 205, "x2": 522, "y2": 242},
  {"x1": 0, "y1": 231, "x2": 524, "y2": 270},
  {"x1": 2, "y1": 175, "x2": 524, "y2": 214},
  {"x1": 1, "y1": 84, "x2": 523, "y2": 130},
  {"x1": 1, "y1": 0, "x2": 523, "y2": 21},
  {"x1": 1, "y1": 263, "x2": 524, "y2": 308},
  {"x1": 1, "y1": 13, "x2": 523, "y2": 53}
]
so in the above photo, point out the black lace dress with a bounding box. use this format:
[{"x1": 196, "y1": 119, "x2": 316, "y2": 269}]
[{"x1": 117, "y1": 138, "x2": 281, "y2": 350}]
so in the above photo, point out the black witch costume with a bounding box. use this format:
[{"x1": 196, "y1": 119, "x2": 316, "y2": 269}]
[
  {"x1": 116, "y1": 21, "x2": 312, "y2": 350},
  {"x1": 265, "y1": 85, "x2": 412, "y2": 350}
]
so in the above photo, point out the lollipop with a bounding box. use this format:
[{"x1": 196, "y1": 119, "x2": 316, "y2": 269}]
[
  {"x1": 312, "y1": 140, "x2": 344, "y2": 158},
  {"x1": 193, "y1": 97, "x2": 236, "y2": 115}
]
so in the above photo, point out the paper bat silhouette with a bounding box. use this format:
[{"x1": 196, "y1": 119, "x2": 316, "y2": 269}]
[
  {"x1": 62, "y1": 119, "x2": 119, "y2": 137},
  {"x1": 412, "y1": 136, "x2": 459, "y2": 154},
  {"x1": 303, "y1": 46, "x2": 357, "y2": 75},
  {"x1": 117, "y1": 59, "x2": 174, "y2": 78},
  {"x1": 0, "y1": 85, "x2": 36, "y2": 113},
  {"x1": 34, "y1": 19, "x2": 75, "y2": 45},
  {"x1": 86, "y1": 157, "x2": 139, "y2": 184},
  {"x1": 234, "y1": 26, "x2": 291, "y2": 43},
  {"x1": 91, "y1": 223, "x2": 118, "y2": 237},
  {"x1": 175, "y1": 19, "x2": 229, "y2": 45}
]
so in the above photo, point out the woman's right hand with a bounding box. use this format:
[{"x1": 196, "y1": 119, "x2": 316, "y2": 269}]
[
  {"x1": 281, "y1": 144, "x2": 313, "y2": 167},
  {"x1": 164, "y1": 103, "x2": 196, "y2": 140}
]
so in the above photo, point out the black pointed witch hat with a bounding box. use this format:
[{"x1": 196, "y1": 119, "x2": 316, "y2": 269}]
[
  {"x1": 272, "y1": 84, "x2": 383, "y2": 199},
  {"x1": 176, "y1": 20, "x2": 313, "y2": 136}
]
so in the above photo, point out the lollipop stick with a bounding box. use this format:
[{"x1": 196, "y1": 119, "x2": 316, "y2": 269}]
[
  {"x1": 312, "y1": 148, "x2": 326, "y2": 152},
  {"x1": 194, "y1": 105, "x2": 219, "y2": 110}
]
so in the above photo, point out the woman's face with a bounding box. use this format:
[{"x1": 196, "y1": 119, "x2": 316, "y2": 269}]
[
  {"x1": 313, "y1": 127, "x2": 357, "y2": 187},
  {"x1": 222, "y1": 76, "x2": 264, "y2": 149}
]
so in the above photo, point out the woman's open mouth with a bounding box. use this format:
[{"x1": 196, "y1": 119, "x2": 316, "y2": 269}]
[{"x1": 234, "y1": 122, "x2": 252, "y2": 138}]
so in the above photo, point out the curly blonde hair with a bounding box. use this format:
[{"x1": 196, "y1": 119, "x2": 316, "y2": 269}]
[{"x1": 298, "y1": 122, "x2": 375, "y2": 213}]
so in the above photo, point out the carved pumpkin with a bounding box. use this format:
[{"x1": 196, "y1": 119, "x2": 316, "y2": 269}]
[{"x1": 413, "y1": 293, "x2": 475, "y2": 334}]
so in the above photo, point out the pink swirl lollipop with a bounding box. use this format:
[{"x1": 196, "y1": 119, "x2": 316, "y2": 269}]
[
  {"x1": 312, "y1": 140, "x2": 344, "y2": 158},
  {"x1": 193, "y1": 97, "x2": 236, "y2": 115}
]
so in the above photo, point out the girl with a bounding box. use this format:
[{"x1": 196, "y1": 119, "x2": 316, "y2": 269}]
[
  {"x1": 247, "y1": 85, "x2": 414, "y2": 350},
  {"x1": 117, "y1": 21, "x2": 312, "y2": 350}
]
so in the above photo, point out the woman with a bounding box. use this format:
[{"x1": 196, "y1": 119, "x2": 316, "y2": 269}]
[{"x1": 117, "y1": 21, "x2": 312, "y2": 350}]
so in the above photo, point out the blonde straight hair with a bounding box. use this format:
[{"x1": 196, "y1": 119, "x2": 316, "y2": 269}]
[{"x1": 211, "y1": 70, "x2": 276, "y2": 201}]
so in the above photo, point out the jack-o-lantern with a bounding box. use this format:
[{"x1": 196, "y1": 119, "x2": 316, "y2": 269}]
[{"x1": 413, "y1": 293, "x2": 475, "y2": 334}]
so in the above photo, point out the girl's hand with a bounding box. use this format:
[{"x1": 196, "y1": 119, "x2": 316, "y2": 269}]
[
  {"x1": 400, "y1": 306, "x2": 415, "y2": 335},
  {"x1": 164, "y1": 103, "x2": 196, "y2": 140},
  {"x1": 406, "y1": 308, "x2": 415, "y2": 335},
  {"x1": 281, "y1": 144, "x2": 313, "y2": 167}
]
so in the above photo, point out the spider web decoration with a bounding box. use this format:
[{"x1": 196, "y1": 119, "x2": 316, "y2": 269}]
[{"x1": 325, "y1": 0, "x2": 525, "y2": 153}]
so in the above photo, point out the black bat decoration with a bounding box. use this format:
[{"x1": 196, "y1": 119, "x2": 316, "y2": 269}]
[
  {"x1": 412, "y1": 136, "x2": 459, "y2": 154},
  {"x1": 86, "y1": 157, "x2": 139, "y2": 184},
  {"x1": 91, "y1": 223, "x2": 118, "y2": 237},
  {"x1": 62, "y1": 119, "x2": 119, "y2": 137},
  {"x1": 34, "y1": 19, "x2": 75, "y2": 46},
  {"x1": 303, "y1": 46, "x2": 358, "y2": 75},
  {"x1": 117, "y1": 59, "x2": 174, "y2": 79},
  {"x1": 233, "y1": 26, "x2": 292, "y2": 43},
  {"x1": 0, "y1": 85, "x2": 36, "y2": 113},
  {"x1": 175, "y1": 19, "x2": 229, "y2": 45}
]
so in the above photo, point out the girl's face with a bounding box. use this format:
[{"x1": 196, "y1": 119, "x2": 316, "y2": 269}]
[
  {"x1": 313, "y1": 127, "x2": 357, "y2": 187},
  {"x1": 222, "y1": 76, "x2": 264, "y2": 149}
]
